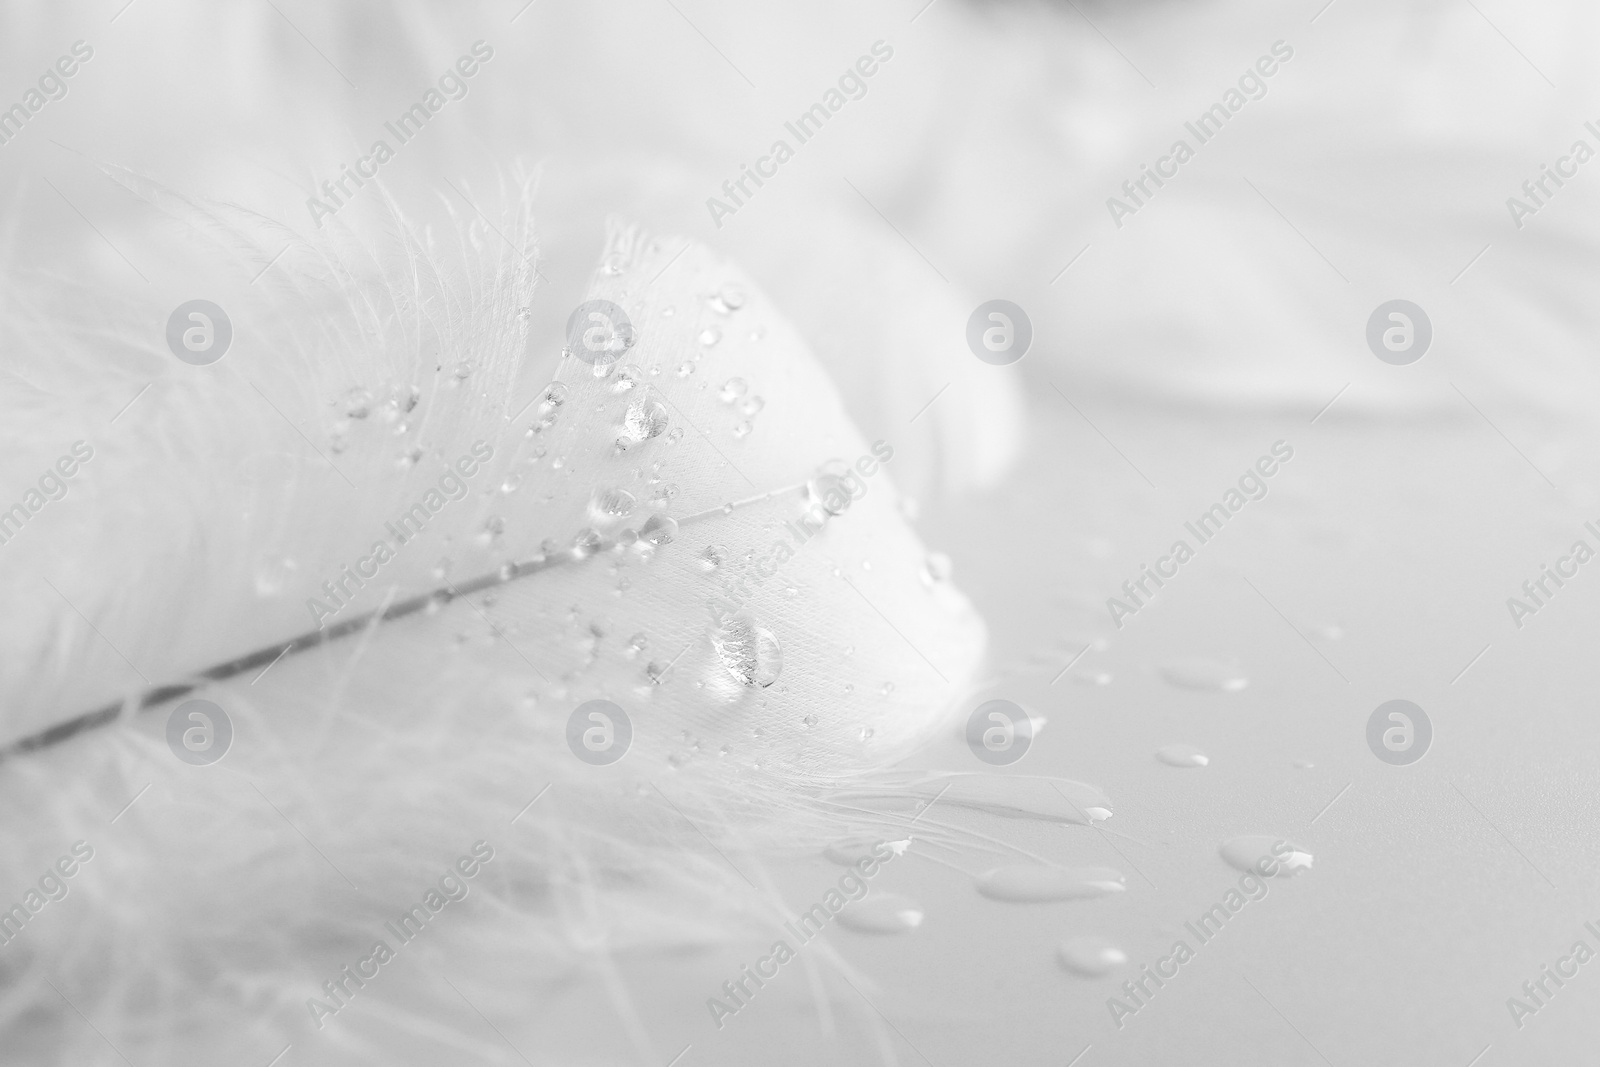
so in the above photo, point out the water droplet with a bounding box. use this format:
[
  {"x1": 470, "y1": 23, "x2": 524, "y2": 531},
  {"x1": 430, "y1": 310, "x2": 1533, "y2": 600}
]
[
  {"x1": 1293, "y1": 759, "x2": 1315, "y2": 770},
  {"x1": 588, "y1": 488, "x2": 636, "y2": 525},
  {"x1": 699, "y1": 545, "x2": 729, "y2": 570},
  {"x1": 733, "y1": 420, "x2": 752, "y2": 438},
  {"x1": 1156, "y1": 743, "x2": 1209, "y2": 768},
  {"x1": 1071, "y1": 671, "x2": 1114, "y2": 687},
  {"x1": 698, "y1": 327, "x2": 722, "y2": 347},
  {"x1": 476, "y1": 516, "x2": 505, "y2": 545},
  {"x1": 661, "y1": 305, "x2": 676, "y2": 318},
  {"x1": 611, "y1": 364, "x2": 643, "y2": 393},
  {"x1": 666, "y1": 427, "x2": 684, "y2": 445},
  {"x1": 650, "y1": 484, "x2": 679, "y2": 506},
  {"x1": 717, "y1": 378, "x2": 747, "y2": 404},
  {"x1": 536, "y1": 382, "x2": 569, "y2": 419},
  {"x1": 453, "y1": 361, "x2": 472, "y2": 380},
  {"x1": 711, "y1": 613, "x2": 782, "y2": 687},
  {"x1": 806, "y1": 468, "x2": 857, "y2": 516},
  {"x1": 858, "y1": 726, "x2": 874, "y2": 741},
  {"x1": 620, "y1": 395, "x2": 669, "y2": 444},
  {"x1": 1159, "y1": 657, "x2": 1249, "y2": 692},
  {"x1": 344, "y1": 387, "x2": 373, "y2": 419},
  {"x1": 639, "y1": 514, "x2": 678, "y2": 546},
  {"x1": 500, "y1": 475, "x2": 521, "y2": 494},
  {"x1": 676, "y1": 361, "x2": 695, "y2": 377},
  {"x1": 975, "y1": 865, "x2": 1125, "y2": 902},
  {"x1": 802, "y1": 714, "x2": 818, "y2": 729},
  {"x1": 837, "y1": 894, "x2": 923, "y2": 934},
  {"x1": 1058, "y1": 938, "x2": 1128, "y2": 977},
  {"x1": 1219, "y1": 835, "x2": 1313, "y2": 877},
  {"x1": 920, "y1": 553, "x2": 953, "y2": 586},
  {"x1": 740, "y1": 395, "x2": 765, "y2": 417},
  {"x1": 627, "y1": 633, "x2": 648, "y2": 658},
  {"x1": 601, "y1": 253, "x2": 626, "y2": 275},
  {"x1": 880, "y1": 682, "x2": 895, "y2": 697},
  {"x1": 516, "y1": 306, "x2": 532, "y2": 322},
  {"x1": 821, "y1": 836, "x2": 906, "y2": 865},
  {"x1": 710, "y1": 284, "x2": 746, "y2": 314},
  {"x1": 572, "y1": 528, "x2": 603, "y2": 557},
  {"x1": 646, "y1": 659, "x2": 672, "y2": 682}
]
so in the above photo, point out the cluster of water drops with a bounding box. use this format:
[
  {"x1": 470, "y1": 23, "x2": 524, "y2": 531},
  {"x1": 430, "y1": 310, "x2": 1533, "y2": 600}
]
[{"x1": 326, "y1": 382, "x2": 422, "y2": 462}]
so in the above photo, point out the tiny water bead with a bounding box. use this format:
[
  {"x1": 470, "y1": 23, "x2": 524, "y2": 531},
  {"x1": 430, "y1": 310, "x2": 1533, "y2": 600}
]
[
  {"x1": 1156, "y1": 743, "x2": 1209, "y2": 768},
  {"x1": 975, "y1": 865, "x2": 1126, "y2": 902},
  {"x1": 452, "y1": 361, "x2": 472, "y2": 380},
  {"x1": 1159, "y1": 657, "x2": 1249, "y2": 692},
  {"x1": 1058, "y1": 938, "x2": 1128, "y2": 978},
  {"x1": 837, "y1": 894, "x2": 923, "y2": 935},
  {"x1": 1219, "y1": 836, "x2": 1313, "y2": 876}
]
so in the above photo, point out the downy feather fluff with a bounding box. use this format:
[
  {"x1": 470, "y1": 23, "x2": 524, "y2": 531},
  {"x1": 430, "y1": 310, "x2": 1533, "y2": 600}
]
[{"x1": 0, "y1": 175, "x2": 989, "y2": 1064}]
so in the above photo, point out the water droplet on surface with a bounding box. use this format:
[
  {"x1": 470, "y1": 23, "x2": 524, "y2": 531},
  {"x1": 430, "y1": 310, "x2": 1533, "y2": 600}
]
[
  {"x1": 344, "y1": 387, "x2": 373, "y2": 419},
  {"x1": 1159, "y1": 657, "x2": 1249, "y2": 692},
  {"x1": 1071, "y1": 671, "x2": 1114, "y2": 687},
  {"x1": 1293, "y1": 759, "x2": 1315, "y2": 770},
  {"x1": 650, "y1": 484, "x2": 679, "y2": 506},
  {"x1": 639, "y1": 514, "x2": 678, "y2": 546},
  {"x1": 626, "y1": 633, "x2": 648, "y2": 658},
  {"x1": 253, "y1": 556, "x2": 297, "y2": 596},
  {"x1": 476, "y1": 516, "x2": 505, "y2": 545},
  {"x1": 710, "y1": 284, "x2": 746, "y2": 314},
  {"x1": 733, "y1": 420, "x2": 752, "y2": 438},
  {"x1": 611, "y1": 364, "x2": 643, "y2": 393},
  {"x1": 837, "y1": 894, "x2": 923, "y2": 934},
  {"x1": 699, "y1": 545, "x2": 729, "y2": 571},
  {"x1": 676, "y1": 361, "x2": 695, "y2": 377},
  {"x1": 740, "y1": 395, "x2": 765, "y2": 416},
  {"x1": 1156, "y1": 743, "x2": 1209, "y2": 768},
  {"x1": 589, "y1": 488, "x2": 636, "y2": 524},
  {"x1": 806, "y1": 468, "x2": 857, "y2": 516},
  {"x1": 711, "y1": 613, "x2": 782, "y2": 687},
  {"x1": 646, "y1": 659, "x2": 671, "y2": 682},
  {"x1": 975, "y1": 865, "x2": 1126, "y2": 902},
  {"x1": 822, "y1": 836, "x2": 906, "y2": 865},
  {"x1": 666, "y1": 427, "x2": 684, "y2": 444},
  {"x1": 536, "y1": 382, "x2": 569, "y2": 419},
  {"x1": 1058, "y1": 938, "x2": 1128, "y2": 977},
  {"x1": 572, "y1": 528, "x2": 603, "y2": 556},
  {"x1": 1219, "y1": 835, "x2": 1313, "y2": 877},
  {"x1": 620, "y1": 395, "x2": 669, "y2": 445},
  {"x1": 698, "y1": 327, "x2": 722, "y2": 347},
  {"x1": 802, "y1": 714, "x2": 818, "y2": 729},
  {"x1": 920, "y1": 553, "x2": 953, "y2": 586},
  {"x1": 718, "y1": 378, "x2": 747, "y2": 404},
  {"x1": 880, "y1": 682, "x2": 895, "y2": 697}
]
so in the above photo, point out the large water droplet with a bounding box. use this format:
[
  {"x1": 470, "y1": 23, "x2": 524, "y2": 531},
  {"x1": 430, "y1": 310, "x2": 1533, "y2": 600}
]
[
  {"x1": 1156, "y1": 743, "x2": 1209, "y2": 768},
  {"x1": 1058, "y1": 938, "x2": 1128, "y2": 977},
  {"x1": 620, "y1": 395, "x2": 669, "y2": 445},
  {"x1": 1219, "y1": 835, "x2": 1313, "y2": 877},
  {"x1": 589, "y1": 487, "x2": 637, "y2": 524},
  {"x1": 711, "y1": 613, "x2": 782, "y2": 687},
  {"x1": 639, "y1": 514, "x2": 678, "y2": 546},
  {"x1": 710, "y1": 284, "x2": 746, "y2": 314},
  {"x1": 572, "y1": 528, "x2": 603, "y2": 557},
  {"x1": 806, "y1": 467, "x2": 857, "y2": 516},
  {"x1": 698, "y1": 327, "x2": 722, "y2": 347},
  {"x1": 1159, "y1": 657, "x2": 1249, "y2": 692},
  {"x1": 718, "y1": 378, "x2": 747, "y2": 404},
  {"x1": 975, "y1": 865, "x2": 1125, "y2": 902},
  {"x1": 837, "y1": 894, "x2": 923, "y2": 934}
]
